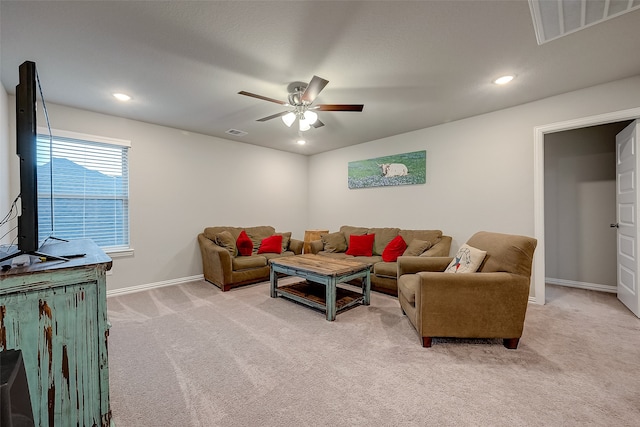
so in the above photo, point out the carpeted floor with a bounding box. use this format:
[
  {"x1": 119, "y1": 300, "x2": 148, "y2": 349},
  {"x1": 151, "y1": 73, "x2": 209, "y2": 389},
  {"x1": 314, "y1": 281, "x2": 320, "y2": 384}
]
[{"x1": 106, "y1": 280, "x2": 640, "y2": 426}]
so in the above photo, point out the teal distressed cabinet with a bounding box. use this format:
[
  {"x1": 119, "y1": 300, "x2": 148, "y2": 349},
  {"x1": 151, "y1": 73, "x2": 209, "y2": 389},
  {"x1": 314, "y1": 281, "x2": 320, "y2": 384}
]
[{"x1": 0, "y1": 239, "x2": 113, "y2": 426}]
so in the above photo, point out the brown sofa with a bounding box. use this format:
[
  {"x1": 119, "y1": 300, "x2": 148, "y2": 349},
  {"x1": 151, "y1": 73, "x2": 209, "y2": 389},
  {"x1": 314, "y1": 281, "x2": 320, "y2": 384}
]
[
  {"x1": 309, "y1": 225, "x2": 452, "y2": 295},
  {"x1": 198, "y1": 226, "x2": 303, "y2": 291}
]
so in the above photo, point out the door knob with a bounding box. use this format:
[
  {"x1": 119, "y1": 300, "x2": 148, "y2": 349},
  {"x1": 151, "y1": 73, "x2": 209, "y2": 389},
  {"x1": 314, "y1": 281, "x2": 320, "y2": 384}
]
[{"x1": 610, "y1": 223, "x2": 619, "y2": 228}]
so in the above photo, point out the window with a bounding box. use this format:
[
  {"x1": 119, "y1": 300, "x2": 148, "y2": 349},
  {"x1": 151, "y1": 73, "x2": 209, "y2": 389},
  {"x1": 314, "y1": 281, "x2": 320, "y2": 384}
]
[{"x1": 37, "y1": 129, "x2": 130, "y2": 252}]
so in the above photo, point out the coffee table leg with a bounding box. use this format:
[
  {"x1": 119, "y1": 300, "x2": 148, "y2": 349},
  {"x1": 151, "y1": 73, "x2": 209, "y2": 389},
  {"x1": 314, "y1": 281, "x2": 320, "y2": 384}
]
[
  {"x1": 363, "y1": 269, "x2": 371, "y2": 306},
  {"x1": 270, "y1": 266, "x2": 277, "y2": 298},
  {"x1": 326, "y1": 278, "x2": 337, "y2": 321}
]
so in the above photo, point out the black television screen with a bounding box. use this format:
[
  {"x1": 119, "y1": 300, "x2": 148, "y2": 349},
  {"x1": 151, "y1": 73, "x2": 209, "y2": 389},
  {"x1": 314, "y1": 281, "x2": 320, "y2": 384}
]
[
  {"x1": 15, "y1": 60, "x2": 39, "y2": 254},
  {"x1": 0, "y1": 61, "x2": 65, "y2": 265}
]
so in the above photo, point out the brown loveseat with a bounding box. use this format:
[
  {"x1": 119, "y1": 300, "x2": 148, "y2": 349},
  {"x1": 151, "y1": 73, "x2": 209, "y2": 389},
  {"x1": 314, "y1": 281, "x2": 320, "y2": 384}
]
[
  {"x1": 309, "y1": 225, "x2": 452, "y2": 295},
  {"x1": 198, "y1": 226, "x2": 303, "y2": 291},
  {"x1": 397, "y1": 231, "x2": 537, "y2": 348}
]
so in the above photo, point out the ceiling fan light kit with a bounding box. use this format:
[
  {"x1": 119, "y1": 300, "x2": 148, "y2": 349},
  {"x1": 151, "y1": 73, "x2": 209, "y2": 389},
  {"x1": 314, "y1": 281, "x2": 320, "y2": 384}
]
[
  {"x1": 282, "y1": 112, "x2": 296, "y2": 127},
  {"x1": 239, "y1": 75, "x2": 364, "y2": 133},
  {"x1": 281, "y1": 109, "x2": 318, "y2": 132}
]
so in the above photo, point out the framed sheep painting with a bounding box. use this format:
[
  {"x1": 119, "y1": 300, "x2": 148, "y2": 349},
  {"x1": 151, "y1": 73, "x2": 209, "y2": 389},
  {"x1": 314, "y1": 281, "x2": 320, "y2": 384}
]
[{"x1": 348, "y1": 150, "x2": 426, "y2": 189}]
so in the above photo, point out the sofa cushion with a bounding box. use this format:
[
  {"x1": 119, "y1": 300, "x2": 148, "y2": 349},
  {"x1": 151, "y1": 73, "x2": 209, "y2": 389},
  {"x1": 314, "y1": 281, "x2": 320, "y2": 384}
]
[
  {"x1": 236, "y1": 230, "x2": 254, "y2": 256},
  {"x1": 214, "y1": 230, "x2": 237, "y2": 256},
  {"x1": 382, "y1": 235, "x2": 407, "y2": 262},
  {"x1": 399, "y1": 230, "x2": 442, "y2": 246},
  {"x1": 444, "y1": 244, "x2": 487, "y2": 273},
  {"x1": 261, "y1": 251, "x2": 295, "y2": 261},
  {"x1": 258, "y1": 234, "x2": 283, "y2": 254},
  {"x1": 374, "y1": 261, "x2": 398, "y2": 278},
  {"x1": 398, "y1": 274, "x2": 420, "y2": 305},
  {"x1": 275, "y1": 232, "x2": 291, "y2": 252},
  {"x1": 204, "y1": 226, "x2": 242, "y2": 241},
  {"x1": 403, "y1": 239, "x2": 433, "y2": 256},
  {"x1": 232, "y1": 255, "x2": 268, "y2": 270},
  {"x1": 346, "y1": 234, "x2": 375, "y2": 256},
  {"x1": 321, "y1": 232, "x2": 347, "y2": 253},
  {"x1": 245, "y1": 226, "x2": 276, "y2": 254},
  {"x1": 369, "y1": 227, "x2": 400, "y2": 255},
  {"x1": 340, "y1": 225, "x2": 369, "y2": 247}
]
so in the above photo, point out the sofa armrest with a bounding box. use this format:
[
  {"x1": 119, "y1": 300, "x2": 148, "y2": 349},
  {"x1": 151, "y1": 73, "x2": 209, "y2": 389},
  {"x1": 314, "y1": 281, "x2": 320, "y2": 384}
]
[
  {"x1": 289, "y1": 238, "x2": 304, "y2": 255},
  {"x1": 197, "y1": 233, "x2": 233, "y2": 286},
  {"x1": 309, "y1": 239, "x2": 324, "y2": 254},
  {"x1": 397, "y1": 256, "x2": 452, "y2": 276},
  {"x1": 415, "y1": 271, "x2": 531, "y2": 337}
]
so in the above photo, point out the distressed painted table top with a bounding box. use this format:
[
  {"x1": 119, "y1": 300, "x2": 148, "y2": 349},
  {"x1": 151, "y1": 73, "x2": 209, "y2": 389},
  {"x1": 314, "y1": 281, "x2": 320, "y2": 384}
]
[{"x1": 0, "y1": 238, "x2": 112, "y2": 279}]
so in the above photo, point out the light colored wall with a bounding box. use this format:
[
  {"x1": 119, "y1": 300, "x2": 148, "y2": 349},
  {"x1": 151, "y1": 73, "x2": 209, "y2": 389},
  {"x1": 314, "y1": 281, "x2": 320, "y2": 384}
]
[
  {"x1": 0, "y1": 6, "x2": 10, "y2": 245},
  {"x1": 5, "y1": 100, "x2": 309, "y2": 291},
  {"x1": 0, "y1": 85, "x2": 9, "y2": 245},
  {"x1": 308, "y1": 75, "x2": 640, "y2": 297},
  {"x1": 544, "y1": 123, "x2": 626, "y2": 290},
  {"x1": 4, "y1": 75, "x2": 640, "y2": 295}
]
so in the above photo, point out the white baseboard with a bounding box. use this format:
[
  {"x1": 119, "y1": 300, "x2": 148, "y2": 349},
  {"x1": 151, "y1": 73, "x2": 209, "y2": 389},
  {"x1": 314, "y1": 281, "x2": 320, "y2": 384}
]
[
  {"x1": 107, "y1": 274, "x2": 204, "y2": 297},
  {"x1": 545, "y1": 277, "x2": 617, "y2": 294}
]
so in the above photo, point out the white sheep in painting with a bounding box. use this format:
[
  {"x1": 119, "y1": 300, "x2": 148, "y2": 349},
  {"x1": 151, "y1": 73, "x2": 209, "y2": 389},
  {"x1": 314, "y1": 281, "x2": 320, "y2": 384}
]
[{"x1": 378, "y1": 163, "x2": 408, "y2": 177}]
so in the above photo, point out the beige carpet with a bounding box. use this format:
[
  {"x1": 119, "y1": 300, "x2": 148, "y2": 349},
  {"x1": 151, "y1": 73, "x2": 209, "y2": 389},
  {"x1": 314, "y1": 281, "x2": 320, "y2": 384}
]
[{"x1": 107, "y1": 280, "x2": 640, "y2": 426}]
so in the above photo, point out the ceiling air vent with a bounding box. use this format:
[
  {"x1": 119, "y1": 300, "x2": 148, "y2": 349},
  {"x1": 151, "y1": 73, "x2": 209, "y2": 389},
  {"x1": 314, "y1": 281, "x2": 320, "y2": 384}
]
[
  {"x1": 529, "y1": 0, "x2": 640, "y2": 45},
  {"x1": 226, "y1": 129, "x2": 248, "y2": 137}
]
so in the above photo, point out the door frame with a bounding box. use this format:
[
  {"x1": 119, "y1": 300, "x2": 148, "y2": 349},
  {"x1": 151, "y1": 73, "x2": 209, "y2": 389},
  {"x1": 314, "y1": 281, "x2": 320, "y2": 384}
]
[{"x1": 533, "y1": 107, "x2": 640, "y2": 305}]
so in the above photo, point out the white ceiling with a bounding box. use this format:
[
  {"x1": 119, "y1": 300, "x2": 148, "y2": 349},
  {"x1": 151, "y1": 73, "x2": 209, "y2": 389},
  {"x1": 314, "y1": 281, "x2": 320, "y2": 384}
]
[{"x1": 2, "y1": 1, "x2": 640, "y2": 155}]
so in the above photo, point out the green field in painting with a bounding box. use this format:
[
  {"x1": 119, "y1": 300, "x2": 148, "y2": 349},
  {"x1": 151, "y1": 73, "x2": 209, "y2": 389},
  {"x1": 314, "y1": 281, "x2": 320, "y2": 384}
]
[{"x1": 348, "y1": 150, "x2": 426, "y2": 189}]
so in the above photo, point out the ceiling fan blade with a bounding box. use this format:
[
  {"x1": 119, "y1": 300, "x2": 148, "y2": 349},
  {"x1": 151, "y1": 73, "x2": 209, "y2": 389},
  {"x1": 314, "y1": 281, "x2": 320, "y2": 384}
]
[
  {"x1": 315, "y1": 104, "x2": 364, "y2": 112},
  {"x1": 311, "y1": 119, "x2": 324, "y2": 128},
  {"x1": 301, "y1": 76, "x2": 329, "y2": 103},
  {"x1": 238, "y1": 91, "x2": 288, "y2": 105},
  {"x1": 256, "y1": 111, "x2": 290, "y2": 122}
]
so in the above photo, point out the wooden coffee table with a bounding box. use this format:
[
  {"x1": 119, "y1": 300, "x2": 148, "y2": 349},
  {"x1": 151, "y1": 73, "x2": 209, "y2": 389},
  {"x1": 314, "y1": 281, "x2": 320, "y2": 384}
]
[{"x1": 269, "y1": 254, "x2": 371, "y2": 321}]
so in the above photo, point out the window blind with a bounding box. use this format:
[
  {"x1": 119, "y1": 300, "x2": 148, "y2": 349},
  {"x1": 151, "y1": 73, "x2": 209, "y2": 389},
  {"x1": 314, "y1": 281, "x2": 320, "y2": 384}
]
[{"x1": 36, "y1": 131, "x2": 130, "y2": 251}]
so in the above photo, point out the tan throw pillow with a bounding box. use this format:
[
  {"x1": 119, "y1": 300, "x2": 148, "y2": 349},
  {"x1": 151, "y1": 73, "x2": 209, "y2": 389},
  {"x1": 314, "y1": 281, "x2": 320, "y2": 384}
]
[
  {"x1": 368, "y1": 227, "x2": 400, "y2": 256},
  {"x1": 444, "y1": 244, "x2": 487, "y2": 273},
  {"x1": 403, "y1": 239, "x2": 432, "y2": 256},
  {"x1": 275, "y1": 232, "x2": 291, "y2": 252},
  {"x1": 214, "y1": 231, "x2": 237, "y2": 256},
  {"x1": 321, "y1": 232, "x2": 347, "y2": 253}
]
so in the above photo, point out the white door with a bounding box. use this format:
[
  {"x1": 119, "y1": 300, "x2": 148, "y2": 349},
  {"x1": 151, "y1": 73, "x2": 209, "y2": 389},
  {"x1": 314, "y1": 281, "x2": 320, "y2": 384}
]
[{"x1": 616, "y1": 120, "x2": 640, "y2": 317}]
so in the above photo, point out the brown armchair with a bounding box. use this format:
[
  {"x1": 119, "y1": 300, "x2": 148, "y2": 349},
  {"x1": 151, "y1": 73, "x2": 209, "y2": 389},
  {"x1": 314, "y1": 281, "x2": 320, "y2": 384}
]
[{"x1": 397, "y1": 231, "x2": 537, "y2": 349}]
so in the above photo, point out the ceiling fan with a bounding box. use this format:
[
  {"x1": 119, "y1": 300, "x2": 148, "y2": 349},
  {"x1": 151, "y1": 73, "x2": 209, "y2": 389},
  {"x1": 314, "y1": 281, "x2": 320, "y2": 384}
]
[{"x1": 238, "y1": 75, "x2": 364, "y2": 132}]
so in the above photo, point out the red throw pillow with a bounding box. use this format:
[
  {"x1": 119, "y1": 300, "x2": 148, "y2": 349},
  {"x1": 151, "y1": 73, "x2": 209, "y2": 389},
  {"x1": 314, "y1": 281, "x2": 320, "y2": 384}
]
[
  {"x1": 382, "y1": 235, "x2": 407, "y2": 262},
  {"x1": 258, "y1": 235, "x2": 283, "y2": 254},
  {"x1": 236, "y1": 230, "x2": 253, "y2": 256},
  {"x1": 345, "y1": 234, "x2": 375, "y2": 257}
]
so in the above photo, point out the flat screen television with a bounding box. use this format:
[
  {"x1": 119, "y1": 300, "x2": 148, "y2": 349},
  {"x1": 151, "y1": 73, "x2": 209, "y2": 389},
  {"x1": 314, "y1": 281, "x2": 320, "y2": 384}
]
[
  {"x1": 15, "y1": 61, "x2": 39, "y2": 255},
  {"x1": 0, "y1": 61, "x2": 65, "y2": 264}
]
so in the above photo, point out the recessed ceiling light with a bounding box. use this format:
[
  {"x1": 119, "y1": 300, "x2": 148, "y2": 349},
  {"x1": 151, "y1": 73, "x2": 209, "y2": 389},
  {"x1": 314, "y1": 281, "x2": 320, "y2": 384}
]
[
  {"x1": 113, "y1": 93, "x2": 131, "y2": 101},
  {"x1": 493, "y1": 75, "x2": 515, "y2": 85},
  {"x1": 297, "y1": 139, "x2": 306, "y2": 145}
]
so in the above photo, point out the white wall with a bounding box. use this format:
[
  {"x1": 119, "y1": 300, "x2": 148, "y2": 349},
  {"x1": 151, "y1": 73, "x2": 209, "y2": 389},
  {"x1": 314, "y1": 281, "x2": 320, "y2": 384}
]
[
  {"x1": 308, "y1": 75, "x2": 640, "y2": 297},
  {"x1": 5, "y1": 101, "x2": 309, "y2": 292},
  {"x1": 544, "y1": 123, "x2": 625, "y2": 291},
  {"x1": 0, "y1": 85, "x2": 9, "y2": 245},
  {"x1": 3, "y1": 74, "x2": 640, "y2": 295},
  {"x1": 0, "y1": 5, "x2": 10, "y2": 245}
]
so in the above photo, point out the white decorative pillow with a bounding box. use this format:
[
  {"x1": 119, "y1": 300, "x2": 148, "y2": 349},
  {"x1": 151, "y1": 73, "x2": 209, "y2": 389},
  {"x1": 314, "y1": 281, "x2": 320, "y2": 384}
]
[{"x1": 444, "y1": 244, "x2": 487, "y2": 273}]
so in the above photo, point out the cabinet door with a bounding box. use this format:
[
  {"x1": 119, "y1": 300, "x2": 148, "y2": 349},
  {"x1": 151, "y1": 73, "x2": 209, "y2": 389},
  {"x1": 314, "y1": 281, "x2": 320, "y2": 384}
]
[{"x1": 0, "y1": 282, "x2": 103, "y2": 426}]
